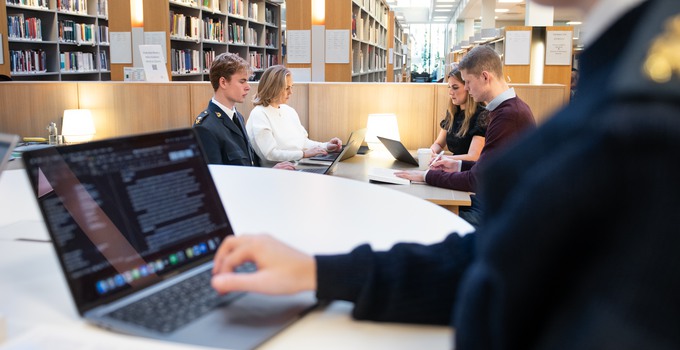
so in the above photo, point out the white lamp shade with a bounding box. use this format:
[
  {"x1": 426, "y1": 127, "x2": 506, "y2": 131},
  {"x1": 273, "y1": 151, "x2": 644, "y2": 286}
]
[
  {"x1": 62, "y1": 109, "x2": 96, "y2": 143},
  {"x1": 365, "y1": 113, "x2": 400, "y2": 149}
]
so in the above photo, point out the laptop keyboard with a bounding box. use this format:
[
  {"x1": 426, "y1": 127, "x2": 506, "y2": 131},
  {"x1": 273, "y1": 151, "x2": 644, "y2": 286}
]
[
  {"x1": 299, "y1": 167, "x2": 327, "y2": 174},
  {"x1": 108, "y1": 264, "x2": 256, "y2": 334}
]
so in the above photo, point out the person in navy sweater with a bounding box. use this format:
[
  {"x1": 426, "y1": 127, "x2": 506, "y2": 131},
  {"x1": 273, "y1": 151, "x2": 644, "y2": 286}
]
[{"x1": 211, "y1": 0, "x2": 680, "y2": 348}]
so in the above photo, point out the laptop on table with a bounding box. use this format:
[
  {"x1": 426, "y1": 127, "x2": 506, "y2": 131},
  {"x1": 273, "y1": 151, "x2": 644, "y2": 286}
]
[
  {"x1": 22, "y1": 128, "x2": 316, "y2": 350},
  {"x1": 0, "y1": 132, "x2": 19, "y2": 177},
  {"x1": 308, "y1": 128, "x2": 367, "y2": 162},
  {"x1": 298, "y1": 129, "x2": 366, "y2": 175},
  {"x1": 376, "y1": 136, "x2": 419, "y2": 166}
]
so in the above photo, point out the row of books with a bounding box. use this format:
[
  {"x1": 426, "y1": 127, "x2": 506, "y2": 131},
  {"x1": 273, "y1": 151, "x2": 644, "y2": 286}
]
[
  {"x1": 353, "y1": 15, "x2": 387, "y2": 46},
  {"x1": 203, "y1": 17, "x2": 225, "y2": 42},
  {"x1": 9, "y1": 49, "x2": 47, "y2": 73},
  {"x1": 6, "y1": 0, "x2": 48, "y2": 8},
  {"x1": 57, "y1": 0, "x2": 87, "y2": 14},
  {"x1": 356, "y1": 0, "x2": 388, "y2": 23},
  {"x1": 264, "y1": 7, "x2": 275, "y2": 24},
  {"x1": 352, "y1": 48, "x2": 386, "y2": 74},
  {"x1": 247, "y1": 51, "x2": 277, "y2": 70},
  {"x1": 264, "y1": 29, "x2": 276, "y2": 47},
  {"x1": 227, "y1": 0, "x2": 244, "y2": 17},
  {"x1": 171, "y1": 48, "x2": 201, "y2": 74},
  {"x1": 228, "y1": 23, "x2": 245, "y2": 44},
  {"x1": 96, "y1": 0, "x2": 107, "y2": 17},
  {"x1": 7, "y1": 14, "x2": 42, "y2": 41},
  {"x1": 170, "y1": 12, "x2": 201, "y2": 40},
  {"x1": 60, "y1": 51, "x2": 96, "y2": 72},
  {"x1": 58, "y1": 21, "x2": 96, "y2": 44}
]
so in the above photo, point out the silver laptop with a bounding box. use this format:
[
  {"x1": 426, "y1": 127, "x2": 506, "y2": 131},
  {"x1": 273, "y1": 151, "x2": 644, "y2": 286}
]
[
  {"x1": 298, "y1": 129, "x2": 366, "y2": 174},
  {"x1": 308, "y1": 128, "x2": 367, "y2": 162},
  {"x1": 0, "y1": 132, "x2": 19, "y2": 177},
  {"x1": 21, "y1": 128, "x2": 316, "y2": 350},
  {"x1": 377, "y1": 136, "x2": 419, "y2": 166}
]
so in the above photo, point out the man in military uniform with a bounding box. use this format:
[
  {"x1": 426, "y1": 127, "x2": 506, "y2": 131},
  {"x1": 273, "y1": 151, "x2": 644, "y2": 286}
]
[
  {"x1": 193, "y1": 52, "x2": 295, "y2": 170},
  {"x1": 209, "y1": 0, "x2": 680, "y2": 348}
]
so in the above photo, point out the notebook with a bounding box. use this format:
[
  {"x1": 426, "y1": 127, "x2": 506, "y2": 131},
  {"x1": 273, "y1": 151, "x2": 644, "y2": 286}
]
[
  {"x1": 0, "y1": 132, "x2": 19, "y2": 177},
  {"x1": 377, "y1": 136, "x2": 419, "y2": 166},
  {"x1": 298, "y1": 129, "x2": 366, "y2": 175},
  {"x1": 308, "y1": 128, "x2": 367, "y2": 162},
  {"x1": 21, "y1": 128, "x2": 317, "y2": 350}
]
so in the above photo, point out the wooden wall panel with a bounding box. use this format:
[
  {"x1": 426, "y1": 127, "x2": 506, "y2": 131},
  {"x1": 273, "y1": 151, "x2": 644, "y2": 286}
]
[
  {"x1": 512, "y1": 84, "x2": 568, "y2": 124},
  {"x1": 504, "y1": 26, "x2": 532, "y2": 84},
  {"x1": 543, "y1": 26, "x2": 573, "y2": 88},
  {"x1": 324, "y1": 0, "x2": 352, "y2": 81},
  {"x1": 109, "y1": 2, "x2": 132, "y2": 81},
  {"x1": 77, "y1": 82, "x2": 192, "y2": 139},
  {"x1": 308, "y1": 83, "x2": 436, "y2": 149},
  {"x1": 1, "y1": 82, "x2": 567, "y2": 143},
  {"x1": 0, "y1": 82, "x2": 79, "y2": 137},
  {"x1": 284, "y1": 0, "x2": 311, "y2": 70}
]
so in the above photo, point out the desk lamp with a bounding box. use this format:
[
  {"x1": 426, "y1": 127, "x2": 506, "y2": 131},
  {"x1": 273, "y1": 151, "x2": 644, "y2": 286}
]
[
  {"x1": 62, "y1": 109, "x2": 96, "y2": 143},
  {"x1": 365, "y1": 113, "x2": 400, "y2": 150}
]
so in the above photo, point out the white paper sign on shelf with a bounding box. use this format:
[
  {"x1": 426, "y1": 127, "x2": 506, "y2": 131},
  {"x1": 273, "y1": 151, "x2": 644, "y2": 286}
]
[
  {"x1": 144, "y1": 32, "x2": 168, "y2": 63},
  {"x1": 287, "y1": 30, "x2": 311, "y2": 64},
  {"x1": 124, "y1": 67, "x2": 146, "y2": 81},
  {"x1": 389, "y1": 48, "x2": 393, "y2": 65},
  {"x1": 0, "y1": 34, "x2": 3, "y2": 64},
  {"x1": 139, "y1": 45, "x2": 169, "y2": 82},
  {"x1": 289, "y1": 68, "x2": 311, "y2": 82},
  {"x1": 325, "y1": 30, "x2": 349, "y2": 64},
  {"x1": 110, "y1": 32, "x2": 132, "y2": 64},
  {"x1": 545, "y1": 30, "x2": 572, "y2": 65},
  {"x1": 504, "y1": 30, "x2": 531, "y2": 65}
]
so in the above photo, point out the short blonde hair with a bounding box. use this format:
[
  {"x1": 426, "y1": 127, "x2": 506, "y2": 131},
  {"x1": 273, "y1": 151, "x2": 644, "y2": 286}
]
[{"x1": 253, "y1": 65, "x2": 290, "y2": 107}]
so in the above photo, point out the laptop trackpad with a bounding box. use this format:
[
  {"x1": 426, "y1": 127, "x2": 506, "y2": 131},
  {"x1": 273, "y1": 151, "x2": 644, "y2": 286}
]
[{"x1": 167, "y1": 291, "x2": 317, "y2": 349}]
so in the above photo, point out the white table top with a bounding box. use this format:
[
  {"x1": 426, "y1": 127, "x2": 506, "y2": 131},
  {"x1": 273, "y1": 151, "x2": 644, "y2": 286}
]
[{"x1": 0, "y1": 166, "x2": 473, "y2": 349}]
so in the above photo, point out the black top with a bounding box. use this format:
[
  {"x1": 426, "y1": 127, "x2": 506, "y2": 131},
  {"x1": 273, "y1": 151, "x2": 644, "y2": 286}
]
[{"x1": 439, "y1": 106, "x2": 486, "y2": 155}]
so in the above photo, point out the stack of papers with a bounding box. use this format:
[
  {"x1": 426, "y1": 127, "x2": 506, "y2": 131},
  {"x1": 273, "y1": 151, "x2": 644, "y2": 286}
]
[{"x1": 367, "y1": 168, "x2": 410, "y2": 185}]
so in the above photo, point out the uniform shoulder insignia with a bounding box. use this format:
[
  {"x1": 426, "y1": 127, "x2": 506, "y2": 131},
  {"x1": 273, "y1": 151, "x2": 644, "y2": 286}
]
[
  {"x1": 216, "y1": 112, "x2": 222, "y2": 118},
  {"x1": 643, "y1": 14, "x2": 680, "y2": 83},
  {"x1": 194, "y1": 110, "x2": 209, "y2": 125}
]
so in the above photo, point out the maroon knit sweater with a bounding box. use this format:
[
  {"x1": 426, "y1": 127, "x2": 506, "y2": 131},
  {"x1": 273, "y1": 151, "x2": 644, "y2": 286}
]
[{"x1": 425, "y1": 97, "x2": 536, "y2": 192}]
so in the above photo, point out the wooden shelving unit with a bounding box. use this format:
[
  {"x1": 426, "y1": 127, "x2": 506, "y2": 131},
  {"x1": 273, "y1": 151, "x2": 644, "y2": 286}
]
[
  {"x1": 386, "y1": 10, "x2": 407, "y2": 82},
  {"x1": 1, "y1": 0, "x2": 110, "y2": 81},
  {"x1": 167, "y1": 0, "x2": 281, "y2": 81}
]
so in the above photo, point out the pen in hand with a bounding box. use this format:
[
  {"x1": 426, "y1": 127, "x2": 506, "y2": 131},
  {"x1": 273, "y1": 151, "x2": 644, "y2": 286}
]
[{"x1": 429, "y1": 151, "x2": 445, "y2": 167}]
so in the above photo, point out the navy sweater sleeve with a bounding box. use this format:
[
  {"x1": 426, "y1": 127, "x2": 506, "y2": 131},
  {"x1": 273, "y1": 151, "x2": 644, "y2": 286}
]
[{"x1": 315, "y1": 232, "x2": 476, "y2": 325}]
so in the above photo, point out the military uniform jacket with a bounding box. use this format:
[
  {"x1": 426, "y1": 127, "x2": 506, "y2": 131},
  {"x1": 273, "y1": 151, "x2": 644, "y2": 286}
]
[{"x1": 193, "y1": 101, "x2": 259, "y2": 167}]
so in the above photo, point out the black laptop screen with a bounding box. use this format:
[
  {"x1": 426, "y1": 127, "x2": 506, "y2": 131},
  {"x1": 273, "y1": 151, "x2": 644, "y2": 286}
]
[{"x1": 22, "y1": 129, "x2": 234, "y2": 312}]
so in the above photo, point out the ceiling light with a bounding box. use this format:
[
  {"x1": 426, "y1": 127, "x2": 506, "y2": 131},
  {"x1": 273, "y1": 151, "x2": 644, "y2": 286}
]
[
  {"x1": 566, "y1": 21, "x2": 582, "y2": 25},
  {"x1": 495, "y1": 8, "x2": 510, "y2": 13},
  {"x1": 498, "y1": 0, "x2": 523, "y2": 3},
  {"x1": 436, "y1": 4, "x2": 453, "y2": 7},
  {"x1": 435, "y1": 9, "x2": 450, "y2": 12}
]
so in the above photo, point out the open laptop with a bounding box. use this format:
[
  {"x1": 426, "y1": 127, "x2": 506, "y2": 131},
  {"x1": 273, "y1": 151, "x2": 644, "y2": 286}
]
[
  {"x1": 298, "y1": 129, "x2": 366, "y2": 174},
  {"x1": 377, "y1": 136, "x2": 419, "y2": 166},
  {"x1": 308, "y1": 128, "x2": 367, "y2": 162},
  {"x1": 0, "y1": 132, "x2": 19, "y2": 178},
  {"x1": 21, "y1": 128, "x2": 316, "y2": 350}
]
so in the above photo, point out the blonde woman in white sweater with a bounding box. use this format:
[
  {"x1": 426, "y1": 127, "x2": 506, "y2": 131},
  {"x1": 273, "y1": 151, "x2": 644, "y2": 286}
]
[{"x1": 246, "y1": 65, "x2": 342, "y2": 166}]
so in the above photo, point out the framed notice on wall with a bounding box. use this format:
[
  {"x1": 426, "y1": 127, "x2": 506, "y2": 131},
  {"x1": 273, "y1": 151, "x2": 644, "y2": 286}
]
[{"x1": 546, "y1": 30, "x2": 572, "y2": 65}]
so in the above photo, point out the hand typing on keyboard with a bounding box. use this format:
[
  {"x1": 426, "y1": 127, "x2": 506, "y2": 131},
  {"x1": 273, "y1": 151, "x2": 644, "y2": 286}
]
[{"x1": 211, "y1": 234, "x2": 316, "y2": 295}]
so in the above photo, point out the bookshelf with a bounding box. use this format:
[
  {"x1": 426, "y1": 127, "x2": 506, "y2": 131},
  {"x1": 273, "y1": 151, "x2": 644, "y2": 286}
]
[
  {"x1": 2, "y1": 0, "x2": 110, "y2": 81},
  {"x1": 167, "y1": 0, "x2": 281, "y2": 81},
  {"x1": 350, "y1": 0, "x2": 387, "y2": 82},
  {"x1": 386, "y1": 10, "x2": 406, "y2": 82}
]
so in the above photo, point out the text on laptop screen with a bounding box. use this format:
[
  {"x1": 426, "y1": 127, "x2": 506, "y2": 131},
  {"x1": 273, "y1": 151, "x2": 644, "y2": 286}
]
[{"x1": 23, "y1": 130, "x2": 234, "y2": 310}]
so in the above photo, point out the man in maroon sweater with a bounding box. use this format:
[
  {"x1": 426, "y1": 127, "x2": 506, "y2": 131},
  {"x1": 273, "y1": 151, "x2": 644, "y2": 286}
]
[{"x1": 396, "y1": 45, "x2": 536, "y2": 227}]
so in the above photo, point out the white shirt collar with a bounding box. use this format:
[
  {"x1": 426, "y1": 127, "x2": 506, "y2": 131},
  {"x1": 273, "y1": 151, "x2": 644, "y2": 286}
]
[
  {"x1": 211, "y1": 98, "x2": 236, "y2": 119},
  {"x1": 485, "y1": 88, "x2": 516, "y2": 111},
  {"x1": 582, "y1": 0, "x2": 646, "y2": 47}
]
